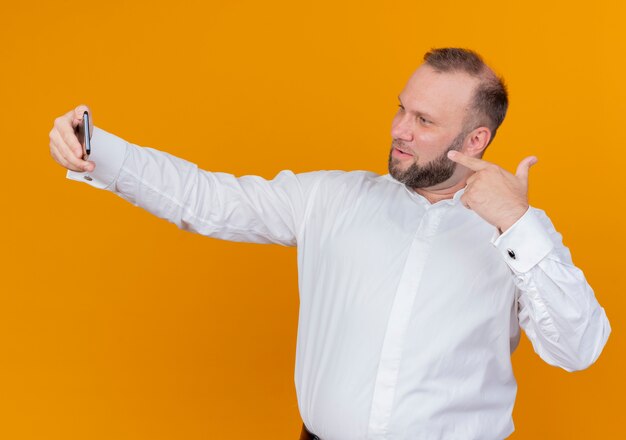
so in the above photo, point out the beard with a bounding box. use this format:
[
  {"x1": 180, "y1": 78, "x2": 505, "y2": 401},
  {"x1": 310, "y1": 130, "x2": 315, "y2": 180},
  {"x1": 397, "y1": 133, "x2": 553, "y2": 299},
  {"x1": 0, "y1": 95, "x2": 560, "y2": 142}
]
[{"x1": 388, "y1": 130, "x2": 467, "y2": 189}]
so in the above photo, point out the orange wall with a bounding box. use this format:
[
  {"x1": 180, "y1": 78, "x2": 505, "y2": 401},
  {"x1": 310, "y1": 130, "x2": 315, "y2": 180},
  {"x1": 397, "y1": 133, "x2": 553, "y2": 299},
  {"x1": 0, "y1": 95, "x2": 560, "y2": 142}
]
[{"x1": 1, "y1": 0, "x2": 623, "y2": 438}]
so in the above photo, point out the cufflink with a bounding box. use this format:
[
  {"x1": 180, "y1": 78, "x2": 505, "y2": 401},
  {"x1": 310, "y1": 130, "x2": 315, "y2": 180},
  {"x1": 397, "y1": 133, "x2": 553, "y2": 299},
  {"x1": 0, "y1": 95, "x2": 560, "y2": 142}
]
[{"x1": 507, "y1": 249, "x2": 516, "y2": 259}]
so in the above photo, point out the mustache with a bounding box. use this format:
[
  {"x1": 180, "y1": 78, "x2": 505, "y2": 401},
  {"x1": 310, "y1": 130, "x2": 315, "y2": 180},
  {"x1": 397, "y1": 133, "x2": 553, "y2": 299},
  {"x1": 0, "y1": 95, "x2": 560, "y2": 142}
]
[{"x1": 391, "y1": 139, "x2": 407, "y2": 149}]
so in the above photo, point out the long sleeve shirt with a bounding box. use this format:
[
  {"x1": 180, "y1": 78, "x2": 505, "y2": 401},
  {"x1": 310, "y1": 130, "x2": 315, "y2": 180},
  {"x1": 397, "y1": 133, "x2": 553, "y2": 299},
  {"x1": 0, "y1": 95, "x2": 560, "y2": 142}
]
[{"x1": 68, "y1": 127, "x2": 611, "y2": 440}]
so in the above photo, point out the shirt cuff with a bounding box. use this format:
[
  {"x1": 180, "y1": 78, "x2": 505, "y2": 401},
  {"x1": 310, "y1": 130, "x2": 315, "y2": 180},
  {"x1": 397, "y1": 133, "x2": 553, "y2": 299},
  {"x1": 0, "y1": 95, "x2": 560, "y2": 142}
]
[
  {"x1": 66, "y1": 126, "x2": 127, "y2": 190},
  {"x1": 491, "y1": 207, "x2": 555, "y2": 273}
]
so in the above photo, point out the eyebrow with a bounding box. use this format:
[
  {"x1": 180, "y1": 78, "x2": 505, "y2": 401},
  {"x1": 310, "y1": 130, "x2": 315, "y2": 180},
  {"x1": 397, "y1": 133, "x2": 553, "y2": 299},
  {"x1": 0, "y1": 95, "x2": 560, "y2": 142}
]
[{"x1": 397, "y1": 96, "x2": 437, "y2": 122}]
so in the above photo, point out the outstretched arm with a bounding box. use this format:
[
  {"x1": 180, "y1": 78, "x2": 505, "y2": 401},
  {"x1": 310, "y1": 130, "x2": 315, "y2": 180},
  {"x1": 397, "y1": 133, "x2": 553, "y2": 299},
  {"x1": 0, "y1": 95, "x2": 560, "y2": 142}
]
[{"x1": 50, "y1": 105, "x2": 323, "y2": 246}]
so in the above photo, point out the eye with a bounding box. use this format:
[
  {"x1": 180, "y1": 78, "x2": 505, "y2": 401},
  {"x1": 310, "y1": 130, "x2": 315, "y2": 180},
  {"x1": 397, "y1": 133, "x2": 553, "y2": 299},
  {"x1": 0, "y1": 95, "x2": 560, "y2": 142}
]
[
  {"x1": 418, "y1": 116, "x2": 431, "y2": 125},
  {"x1": 397, "y1": 104, "x2": 405, "y2": 112}
]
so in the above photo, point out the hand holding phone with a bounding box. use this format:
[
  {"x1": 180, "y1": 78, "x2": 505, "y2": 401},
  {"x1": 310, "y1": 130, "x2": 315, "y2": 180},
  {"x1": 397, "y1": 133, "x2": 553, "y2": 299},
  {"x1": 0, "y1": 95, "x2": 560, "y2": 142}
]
[{"x1": 48, "y1": 105, "x2": 95, "y2": 173}]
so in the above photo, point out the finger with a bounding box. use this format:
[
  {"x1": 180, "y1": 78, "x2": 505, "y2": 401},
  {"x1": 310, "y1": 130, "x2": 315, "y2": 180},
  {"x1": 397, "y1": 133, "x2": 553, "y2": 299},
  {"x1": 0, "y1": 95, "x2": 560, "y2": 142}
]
[
  {"x1": 62, "y1": 128, "x2": 84, "y2": 159},
  {"x1": 50, "y1": 141, "x2": 89, "y2": 172},
  {"x1": 49, "y1": 145, "x2": 71, "y2": 170},
  {"x1": 51, "y1": 129, "x2": 92, "y2": 171},
  {"x1": 54, "y1": 114, "x2": 84, "y2": 157},
  {"x1": 447, "y1": 150, "x2": 491, "y2": 172},
  {"x1": 72, "y1": 104, "x2": 92, "y2": 128},
  {"x1": 515, "y1": 156, "x2": 538, "y2": 183},
  {"x1": 53, "y1": 134, "x2": 87, "y2": 171},
  {"x1": 50, "y1": 128, "x2": 79, "y2": 160}
]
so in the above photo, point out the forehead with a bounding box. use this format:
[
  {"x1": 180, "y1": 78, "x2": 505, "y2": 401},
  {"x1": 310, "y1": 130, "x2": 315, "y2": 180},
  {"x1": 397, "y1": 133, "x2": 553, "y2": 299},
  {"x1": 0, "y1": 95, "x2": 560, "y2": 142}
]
[{"x1": 400, "y1": 65, "x2": 479, "y2": 124}]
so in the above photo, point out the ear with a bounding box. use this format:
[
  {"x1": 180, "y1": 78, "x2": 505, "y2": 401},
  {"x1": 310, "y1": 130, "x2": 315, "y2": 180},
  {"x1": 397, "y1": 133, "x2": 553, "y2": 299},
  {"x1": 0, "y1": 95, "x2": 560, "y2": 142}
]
[{"x1": 462, "y1": 126, "x2": 492, "y2": 157}]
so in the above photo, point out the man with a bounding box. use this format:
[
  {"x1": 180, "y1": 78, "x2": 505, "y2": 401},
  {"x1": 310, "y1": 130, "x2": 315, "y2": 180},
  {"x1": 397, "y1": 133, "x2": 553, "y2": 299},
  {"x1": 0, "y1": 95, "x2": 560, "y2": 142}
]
[{"x1": 49, "y1": 48, "x2": 610, "y2": 440}]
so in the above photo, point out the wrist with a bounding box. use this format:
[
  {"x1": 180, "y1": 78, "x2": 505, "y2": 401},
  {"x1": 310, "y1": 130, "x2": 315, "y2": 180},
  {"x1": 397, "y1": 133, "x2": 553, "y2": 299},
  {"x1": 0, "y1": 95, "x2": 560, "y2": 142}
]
[{"x1": 496, "y1": 204, "x2": 529, "y2": 233}]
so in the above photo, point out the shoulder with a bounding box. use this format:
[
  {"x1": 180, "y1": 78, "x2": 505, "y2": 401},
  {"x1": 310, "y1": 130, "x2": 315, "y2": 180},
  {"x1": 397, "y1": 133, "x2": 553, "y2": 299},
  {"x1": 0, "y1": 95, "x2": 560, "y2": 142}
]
[
  {"x1": 296, "y1": 170, "x2": 397, "y2": 189},
  {"x1": 296, "y1": 171, "x2": 404, "y2": 206}
]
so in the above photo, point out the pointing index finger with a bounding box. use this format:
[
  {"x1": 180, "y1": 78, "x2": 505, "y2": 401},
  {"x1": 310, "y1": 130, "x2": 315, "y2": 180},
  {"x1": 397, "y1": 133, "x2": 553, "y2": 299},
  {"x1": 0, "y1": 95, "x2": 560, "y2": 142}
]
[{"x1": 447, "y1": 150, "x2": 491, "y2": 171}]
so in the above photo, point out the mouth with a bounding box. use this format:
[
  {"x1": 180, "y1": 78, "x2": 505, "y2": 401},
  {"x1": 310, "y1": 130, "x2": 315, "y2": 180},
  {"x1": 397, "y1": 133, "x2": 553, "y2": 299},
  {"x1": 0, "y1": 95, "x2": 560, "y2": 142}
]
[{"x1": 392, "y1": 146, "x2": 414, "y2": 159}]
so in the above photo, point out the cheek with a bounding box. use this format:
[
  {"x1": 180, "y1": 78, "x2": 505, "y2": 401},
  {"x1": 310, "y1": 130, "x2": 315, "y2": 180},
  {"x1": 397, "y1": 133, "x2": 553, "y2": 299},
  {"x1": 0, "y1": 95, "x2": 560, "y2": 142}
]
[
  {"x1": 413, "y1": 131, "x2": 451, "y2": 162},
  {"x1": 415, "y1": 131, "x2": 443, "y2": 152}
]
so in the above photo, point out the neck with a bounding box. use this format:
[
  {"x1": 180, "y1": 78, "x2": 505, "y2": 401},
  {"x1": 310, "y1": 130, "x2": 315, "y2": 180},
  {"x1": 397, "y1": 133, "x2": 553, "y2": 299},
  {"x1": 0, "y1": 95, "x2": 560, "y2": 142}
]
[{"x1": 413, "y1": 177, "x2": 469, "y2": 204}]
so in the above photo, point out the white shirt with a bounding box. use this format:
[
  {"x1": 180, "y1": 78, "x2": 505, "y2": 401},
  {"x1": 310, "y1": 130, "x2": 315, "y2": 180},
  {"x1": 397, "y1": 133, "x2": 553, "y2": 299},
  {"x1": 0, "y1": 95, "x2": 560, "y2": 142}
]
[{"x1": 68, "y1": 127, "x2": 610, "y2": 440}]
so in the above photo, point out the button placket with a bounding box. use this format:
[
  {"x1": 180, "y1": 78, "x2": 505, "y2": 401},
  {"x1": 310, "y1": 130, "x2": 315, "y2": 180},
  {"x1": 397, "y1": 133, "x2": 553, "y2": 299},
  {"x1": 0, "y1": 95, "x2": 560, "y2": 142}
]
[{"x1": 366, "y1": 208, "x2": 445, "y2": 438}]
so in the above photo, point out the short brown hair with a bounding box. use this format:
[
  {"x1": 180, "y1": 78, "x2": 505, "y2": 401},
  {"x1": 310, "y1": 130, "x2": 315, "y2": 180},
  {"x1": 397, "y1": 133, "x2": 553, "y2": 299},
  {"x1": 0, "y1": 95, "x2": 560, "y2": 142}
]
[{"x1": 424, "y1": 48, "x2": 508, "y2": 145}]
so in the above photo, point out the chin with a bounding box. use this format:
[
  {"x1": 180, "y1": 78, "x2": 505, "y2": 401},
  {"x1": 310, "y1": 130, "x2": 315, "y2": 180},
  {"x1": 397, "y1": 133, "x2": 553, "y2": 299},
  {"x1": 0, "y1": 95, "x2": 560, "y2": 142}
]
[{"x1": 390, "y1": 157, "x2": 413, "y2": 172}]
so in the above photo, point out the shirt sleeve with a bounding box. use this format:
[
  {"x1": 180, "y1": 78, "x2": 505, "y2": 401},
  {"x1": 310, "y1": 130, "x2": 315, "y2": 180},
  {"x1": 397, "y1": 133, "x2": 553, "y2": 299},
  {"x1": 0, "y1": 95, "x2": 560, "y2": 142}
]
[
  {"x1": 66, "y1": 126, "x2": 325, "y2": 246},
  {"x1": 492, "y1": 207, "x2": 611, "y2": 372}
]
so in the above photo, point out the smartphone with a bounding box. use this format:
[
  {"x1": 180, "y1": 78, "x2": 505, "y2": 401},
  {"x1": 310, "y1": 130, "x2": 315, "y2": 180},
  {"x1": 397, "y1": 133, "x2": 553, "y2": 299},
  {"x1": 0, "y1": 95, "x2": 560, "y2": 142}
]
[
  {"x1": 82, "y1": 111, "x2": 91, "y2": 160},
  {"x1": 74, "y1": 111, "x2": 93, "y2": 180}
]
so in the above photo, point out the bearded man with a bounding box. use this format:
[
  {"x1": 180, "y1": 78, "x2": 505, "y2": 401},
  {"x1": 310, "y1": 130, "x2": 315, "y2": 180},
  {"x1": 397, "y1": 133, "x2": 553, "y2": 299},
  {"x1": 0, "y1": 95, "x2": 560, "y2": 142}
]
[{"x1": 49, "y1": 48, "x2": 610, "y2": 440}]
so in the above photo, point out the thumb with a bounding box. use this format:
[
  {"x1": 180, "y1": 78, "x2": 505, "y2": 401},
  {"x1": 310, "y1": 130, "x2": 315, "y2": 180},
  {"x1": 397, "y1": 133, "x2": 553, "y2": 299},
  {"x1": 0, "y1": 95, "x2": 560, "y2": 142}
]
[
  {"x1": 72, "y1": 104, "x2": 92, "y2": 128},
  {"x1": 74, "y1": 104, "x2": 91, "y2": 119},
  {"x1": 515, "y1": 156, "x2": 538, "y2": 183}
]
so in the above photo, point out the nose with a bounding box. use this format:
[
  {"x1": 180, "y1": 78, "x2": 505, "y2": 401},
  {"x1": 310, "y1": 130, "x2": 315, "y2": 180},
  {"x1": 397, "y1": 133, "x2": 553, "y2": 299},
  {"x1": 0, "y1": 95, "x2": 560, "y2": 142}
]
[{"x1": 391, "y1": 112, "x2": 413, "y2": 142}]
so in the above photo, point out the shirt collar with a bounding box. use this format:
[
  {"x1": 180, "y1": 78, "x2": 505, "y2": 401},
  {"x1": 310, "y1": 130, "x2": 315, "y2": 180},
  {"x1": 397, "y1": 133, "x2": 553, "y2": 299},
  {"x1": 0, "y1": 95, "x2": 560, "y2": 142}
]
[{"x1": 384, "y1": 174, "x2": 466, "y2": 207}]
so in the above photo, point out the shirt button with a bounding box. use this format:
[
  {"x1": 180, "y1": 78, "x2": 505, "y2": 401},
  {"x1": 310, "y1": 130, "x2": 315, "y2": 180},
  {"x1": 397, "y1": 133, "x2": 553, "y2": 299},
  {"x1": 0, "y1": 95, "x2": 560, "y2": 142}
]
[{"x1": 507, "y1": 249, "x2": 516, "y2": 259}]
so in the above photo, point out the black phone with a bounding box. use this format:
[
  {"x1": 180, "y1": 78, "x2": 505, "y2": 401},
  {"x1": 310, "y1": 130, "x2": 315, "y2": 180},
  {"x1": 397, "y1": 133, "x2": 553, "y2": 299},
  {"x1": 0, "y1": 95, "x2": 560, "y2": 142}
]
[
  {"x1": 76, "y1": 111, "x2": 91, "y2": 160},
  {"x1": 82, "y1": 111, "x2": 91, "y2": 159}
]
